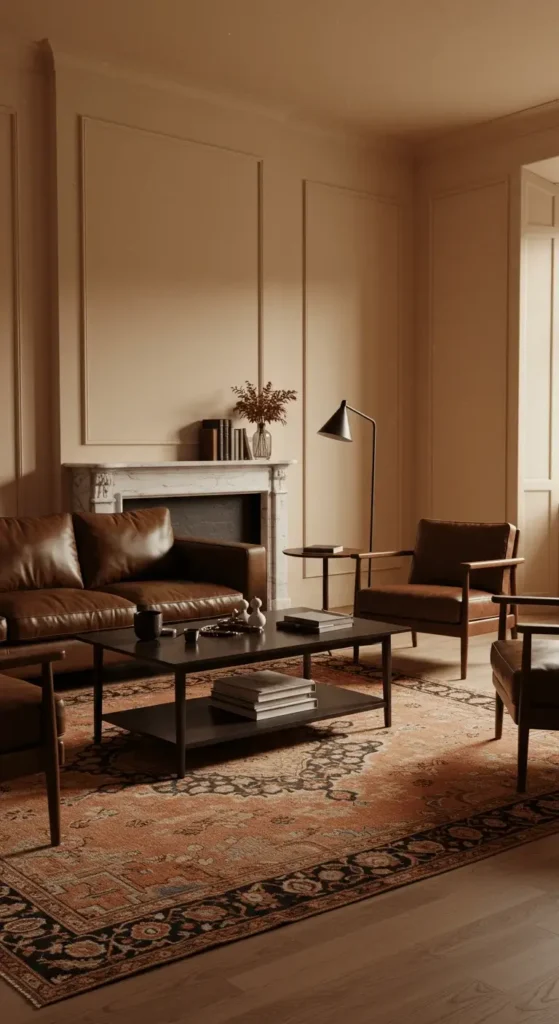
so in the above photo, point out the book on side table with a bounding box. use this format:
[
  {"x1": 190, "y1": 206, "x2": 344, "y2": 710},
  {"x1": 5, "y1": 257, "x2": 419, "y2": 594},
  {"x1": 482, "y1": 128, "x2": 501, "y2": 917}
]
[{"x1": 210, "y1": 670, "x2": 317, "y2": 720}]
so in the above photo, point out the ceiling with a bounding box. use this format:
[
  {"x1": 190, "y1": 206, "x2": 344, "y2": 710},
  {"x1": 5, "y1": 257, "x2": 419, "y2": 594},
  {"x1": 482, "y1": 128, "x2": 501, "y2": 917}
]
[{"x1": 3, "y1": 0, "x2": 559, "y2": 138}]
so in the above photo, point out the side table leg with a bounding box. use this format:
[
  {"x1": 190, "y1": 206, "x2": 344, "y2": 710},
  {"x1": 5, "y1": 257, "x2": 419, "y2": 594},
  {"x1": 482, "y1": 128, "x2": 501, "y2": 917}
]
[
  {"x1": 381, "y1": 635, "x2": 392, "y2": 728},
  {"x1": 175, "y1": 669, "x2": 186, "y2": 779},
  {"x1": 303, "y1": 653, "x2": 312, "y2": 679},
  {"x1": 93, "y1": 646, "x2": 104, "y2": 744},
  {"x1": 322, "y1": 558, "x2": 329, "y2": 611}
]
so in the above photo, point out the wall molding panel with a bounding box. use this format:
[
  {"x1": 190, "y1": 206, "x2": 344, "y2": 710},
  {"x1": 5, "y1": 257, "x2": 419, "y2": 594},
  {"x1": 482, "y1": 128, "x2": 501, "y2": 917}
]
[
  {"x1": 79, "y1": 116, "x2": 263, "y2": 446},
  {"x1": 302, "y1": 179, "x2": 404, "y2": 582},
  {"x1": 427, "y1": 178, "x2": 509, "y2": 522},
  {"x1": 0, "y1": 106, "x2": 22, "y2": 515}
]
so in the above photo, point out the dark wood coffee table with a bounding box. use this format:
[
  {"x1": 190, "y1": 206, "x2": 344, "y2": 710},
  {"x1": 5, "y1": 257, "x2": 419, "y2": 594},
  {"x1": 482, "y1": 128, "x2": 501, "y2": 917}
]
[{"x1": 77, "y1": 612, "x2": 408, "y2": 778}]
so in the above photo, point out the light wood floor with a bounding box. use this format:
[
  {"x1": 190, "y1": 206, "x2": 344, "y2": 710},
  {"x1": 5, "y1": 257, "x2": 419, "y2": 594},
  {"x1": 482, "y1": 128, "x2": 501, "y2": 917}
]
[{"x1": 4, "y1": 631, "x2": 559, "y2": 1023}]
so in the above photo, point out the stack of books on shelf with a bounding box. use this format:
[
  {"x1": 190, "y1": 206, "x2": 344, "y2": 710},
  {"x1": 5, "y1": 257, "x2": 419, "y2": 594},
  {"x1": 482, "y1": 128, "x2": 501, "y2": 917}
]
[
  {"x1": 210, "y1": 670, "x2": 317, "y2": 720},
  {"x1": 199, "y1": 420, "x2": 254, "y2": 461},
  {"x1": 277, "y1": 609, "x2": 354, "y2": 633}
]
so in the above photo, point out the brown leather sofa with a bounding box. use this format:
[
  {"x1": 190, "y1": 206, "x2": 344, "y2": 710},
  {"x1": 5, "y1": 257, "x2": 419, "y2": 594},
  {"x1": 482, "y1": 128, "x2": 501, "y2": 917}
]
[{"x1": 0, "y1": 507, "x2": 266, "y2": 675}]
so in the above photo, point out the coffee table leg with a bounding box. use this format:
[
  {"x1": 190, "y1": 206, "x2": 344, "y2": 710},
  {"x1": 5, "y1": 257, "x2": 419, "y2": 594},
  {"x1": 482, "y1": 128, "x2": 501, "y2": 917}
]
[
  {"x1": 381, "y1": 635, "x2": 392, "y2": 728},
  {"x1": 93, "y1": 645, "x2": 104, "y2": 744},
  {"x1": 303, "y1": 653, "x2": 312, "y2": 679},
  {"x1": 175, "y1": 669, "x2": 186, "y2": 779}
]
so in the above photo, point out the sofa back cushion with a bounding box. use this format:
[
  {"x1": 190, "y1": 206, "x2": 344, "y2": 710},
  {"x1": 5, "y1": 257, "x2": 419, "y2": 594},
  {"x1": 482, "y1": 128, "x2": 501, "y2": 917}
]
[
  {"x1": 409, "y1": 519, "x2": 517, "y2": 593},
  {"x1": 73, "y1": 507, "x2": 175, "y2": 588},
  {"x1": 0, "y1": 513, "x2": 84, "y2": 593}
]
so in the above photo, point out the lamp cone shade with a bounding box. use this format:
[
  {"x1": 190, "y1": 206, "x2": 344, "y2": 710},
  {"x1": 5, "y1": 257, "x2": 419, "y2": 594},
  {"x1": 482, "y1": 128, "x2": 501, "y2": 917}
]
[{"x1": 318, "y1": 402, "x2": 352, "y2": 442}]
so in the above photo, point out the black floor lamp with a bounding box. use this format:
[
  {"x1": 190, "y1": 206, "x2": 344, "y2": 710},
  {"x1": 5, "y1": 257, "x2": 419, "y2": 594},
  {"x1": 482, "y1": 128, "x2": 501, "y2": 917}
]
[{"x1": 318, "y1": 400, "x2": 377, "y2": 587}]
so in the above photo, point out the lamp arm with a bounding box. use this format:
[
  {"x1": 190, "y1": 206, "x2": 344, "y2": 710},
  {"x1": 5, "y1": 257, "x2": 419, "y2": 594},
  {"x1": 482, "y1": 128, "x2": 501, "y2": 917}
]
[{"x1": 345, "y1": 404, "x2": 377, "y2": 428}]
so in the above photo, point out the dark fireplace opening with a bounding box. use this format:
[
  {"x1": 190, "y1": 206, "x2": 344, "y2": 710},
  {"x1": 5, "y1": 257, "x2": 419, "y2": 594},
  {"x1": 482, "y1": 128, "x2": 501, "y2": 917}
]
[{"x1": 123, "y1": 494, "x2": 261, "y2": 545}]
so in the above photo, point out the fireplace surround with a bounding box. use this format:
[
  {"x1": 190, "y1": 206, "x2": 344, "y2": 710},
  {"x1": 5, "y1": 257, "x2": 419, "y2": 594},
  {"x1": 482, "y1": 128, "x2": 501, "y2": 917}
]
[{"x1": 63, "y1": 461, "x2": 294, "y2": 609}]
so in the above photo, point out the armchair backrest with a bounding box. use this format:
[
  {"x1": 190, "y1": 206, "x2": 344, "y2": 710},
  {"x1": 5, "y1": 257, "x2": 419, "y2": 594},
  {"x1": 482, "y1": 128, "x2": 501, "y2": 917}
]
[{"x1": 409, "y1": 519, "x2": 518, "y2": 593}]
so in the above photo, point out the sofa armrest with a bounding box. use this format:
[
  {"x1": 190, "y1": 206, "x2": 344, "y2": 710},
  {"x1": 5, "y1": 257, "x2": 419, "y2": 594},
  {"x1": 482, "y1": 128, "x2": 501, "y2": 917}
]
[{"x1": 172, "y1": 537, "x2": 267, "y2": 607}]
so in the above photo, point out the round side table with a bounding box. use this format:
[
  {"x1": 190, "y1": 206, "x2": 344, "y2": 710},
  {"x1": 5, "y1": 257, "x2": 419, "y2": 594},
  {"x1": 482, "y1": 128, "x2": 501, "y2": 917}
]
[{"x1": 283, "y1": 547, "x2": 363, "y2": 610}]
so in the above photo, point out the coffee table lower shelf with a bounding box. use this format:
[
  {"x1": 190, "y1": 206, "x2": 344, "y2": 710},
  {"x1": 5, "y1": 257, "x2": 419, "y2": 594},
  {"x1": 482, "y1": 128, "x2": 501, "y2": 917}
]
[{"x1": 102, "y1": 681, "x2": 384, "y2": 752}]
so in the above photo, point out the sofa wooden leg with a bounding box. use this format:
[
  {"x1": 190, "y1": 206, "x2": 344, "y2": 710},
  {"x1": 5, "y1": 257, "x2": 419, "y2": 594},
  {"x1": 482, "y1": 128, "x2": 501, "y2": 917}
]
[
  {"x1": 495, "y1": 693, "x2": 504, "y2": 740},
  {"x1": 460, "y1": 632, "x2": 469, "y2": 680},
  {"x1": 411, "y1": 631, "x2": 418, "y2": 648},
  {"x1": 517, "y1": 722, "x2": 529, "y2": 793}
]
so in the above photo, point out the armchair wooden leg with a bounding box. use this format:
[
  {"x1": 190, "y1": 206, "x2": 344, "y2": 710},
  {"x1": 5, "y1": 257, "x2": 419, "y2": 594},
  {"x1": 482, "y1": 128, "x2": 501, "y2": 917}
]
[
  {"x1": 460, "y1": 632, "x2": 469, "y2": 680},
  {"x1": 495, "y1": 693, "x2": 504, "y2": 740},
  {"x1": 411, "y1": 631, "x2": 418, "y2": 648},
  {"x1": 42, "y1": 663, "x2": 61, "y2": 846},
  {"x1": 517, "y1": 721, "x2": 529, "y2": 793}
]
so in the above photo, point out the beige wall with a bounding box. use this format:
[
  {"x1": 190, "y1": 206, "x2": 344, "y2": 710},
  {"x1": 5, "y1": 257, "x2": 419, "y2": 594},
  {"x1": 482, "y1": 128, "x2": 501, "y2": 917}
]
[
  {"x1": 415, "y1": 105, "x2": 559, "y2": 592},
  {"x1": 0, "y1": 42, "x2": 415, "y2": 607},
  {"x1": 519, "y1": 169, "x2": 559, "y2": 594}
]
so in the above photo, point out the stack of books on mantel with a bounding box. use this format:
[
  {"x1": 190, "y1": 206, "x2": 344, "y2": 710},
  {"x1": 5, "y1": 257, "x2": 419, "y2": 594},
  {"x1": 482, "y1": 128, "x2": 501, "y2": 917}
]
[
  {"x1": 278, "y1": 609, "x2": 354, "y2": 634},
  {"x1": 210, "y1": 670, "x2": 317, "y2": 720}
]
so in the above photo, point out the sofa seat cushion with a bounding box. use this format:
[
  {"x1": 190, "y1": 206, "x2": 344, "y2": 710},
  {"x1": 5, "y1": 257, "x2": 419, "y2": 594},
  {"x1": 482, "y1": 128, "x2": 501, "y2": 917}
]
[
  {"x1": 0, "y1": 674, "x2": 66, "y2": 754},
  {"x1": 74, "y1": 507, "x2": 175, "y2": 589},
  {"x1": 491, "y1": 639, "x2": 559, "y2": 706},
  {"x1": 0, "y1": 513, "x2": 83, "y2": 592},
  {"x1": 356, "y1": 584, "x2": 496, "y2": 625},
  {"x1": 0, "y1": 589, "x2": 136, "y2": 643},
  {"x1": 99, "y1": 580, "x2": 242, "y2": 621}
]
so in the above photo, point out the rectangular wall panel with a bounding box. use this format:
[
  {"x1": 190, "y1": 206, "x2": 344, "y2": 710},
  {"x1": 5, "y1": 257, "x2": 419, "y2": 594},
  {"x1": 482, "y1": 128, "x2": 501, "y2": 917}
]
[
  {"x1": 304, "y1": 182, "x2": 401, "y2": 573},
  {"x1": 523, "y1": 235, "x2": 553, "y2": 480},
  {"x1": 522, "y1": 490, "x2": 552, "y2": 593},
  {"x1": 431, "y1": 182, "x2": 508, "y2": 521},
  {"x1": 0, "y1": 110, "x2": 18, "y2": 514},
  {"x1": 81, "y1": 118, "x2": 260, "y2": 445}
]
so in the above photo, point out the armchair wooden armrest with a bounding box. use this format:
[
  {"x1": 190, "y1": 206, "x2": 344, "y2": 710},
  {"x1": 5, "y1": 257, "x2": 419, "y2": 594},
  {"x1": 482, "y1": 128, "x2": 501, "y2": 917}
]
[
  {"x1": 351, "y1": 550, "x2": 414, "y2": 561},
  {"x1": 0, "y1": 650, "x2": 66, "y2": 672},
  {"x1": 462, "y1": 558, "x2": 524, "y2": 571},
  {"x1": 492, "y1": 595, "x2": 559, "y2": 606},
  {"x1": 516, "y1": 623, "x2": 559, "y2": 636}
]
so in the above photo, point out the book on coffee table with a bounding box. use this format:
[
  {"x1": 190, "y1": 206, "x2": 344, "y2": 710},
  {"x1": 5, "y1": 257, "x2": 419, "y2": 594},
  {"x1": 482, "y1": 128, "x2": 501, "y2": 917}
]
[
  {"x1": 282, "y1": 609, "x2": 353, "y2": 633},
  {"x1": 210, "y1": 670, "x2": 317, "y2": 720}
]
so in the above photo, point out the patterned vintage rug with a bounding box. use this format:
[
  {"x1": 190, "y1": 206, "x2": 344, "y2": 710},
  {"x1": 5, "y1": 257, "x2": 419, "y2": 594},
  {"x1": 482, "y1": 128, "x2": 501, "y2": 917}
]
[{"x1": 2, "y1": 654, "x2": 559, "y2": 1007}]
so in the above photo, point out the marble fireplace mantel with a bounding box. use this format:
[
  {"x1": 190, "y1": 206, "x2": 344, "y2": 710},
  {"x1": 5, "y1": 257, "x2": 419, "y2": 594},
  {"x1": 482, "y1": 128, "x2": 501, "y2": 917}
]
[{"x1": 63, "y1": 461, "x2": 295, "y2": 610}]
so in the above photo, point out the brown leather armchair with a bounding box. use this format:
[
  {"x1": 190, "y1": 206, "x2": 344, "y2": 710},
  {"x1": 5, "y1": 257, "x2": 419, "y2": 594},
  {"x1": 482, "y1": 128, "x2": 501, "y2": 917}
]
[
  {"x1": 491, "y1": 595, "x2": 559, "y2": 792},
  {"x1": 0, "y1": 649, "x2": 66, "y2": 845},
  {"x1": 352, "y1": 519, "x2": 522, "y2": 679}
]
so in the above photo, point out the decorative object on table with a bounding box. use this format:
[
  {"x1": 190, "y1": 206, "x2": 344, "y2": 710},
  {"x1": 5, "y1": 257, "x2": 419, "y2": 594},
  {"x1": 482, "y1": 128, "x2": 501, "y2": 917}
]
[
  {"x1": 133, "y1": 608, "x2": 163, "y2": 641},
  {"x1": 184, "y1": 627, "x2": 200, "y2": 646},
  {"x1": 237, "y1": 598, "x2": 250, "y2": 622},
  {"x1": 231, "y1": 380, "x2": 297, "y2": 460},
  {"x1": 283, "y1": 547, "x2": 363, "y2": 610},
  {"x1": 248, "y1": 596, "x2": 266, "y2": 628},
  {"x1": 279, "y1": 608, "x2": 353, "y2": 634},
  {"x1": 210, "y1": 669, "x2": 317, "y2": 720},
  {"x1": 318, "y1": 399, "x2": 377, "y2": 586}
]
